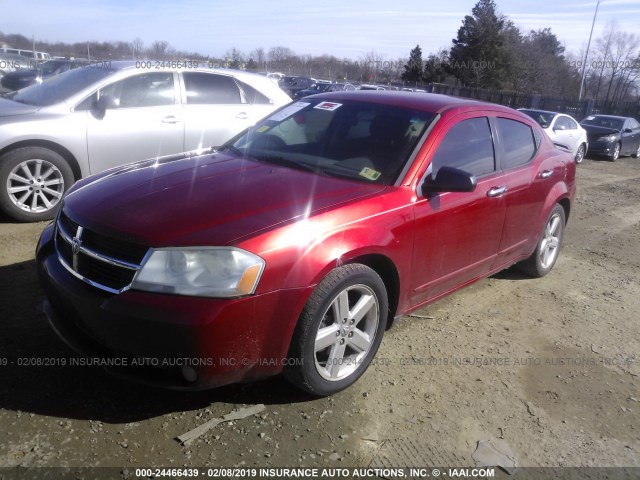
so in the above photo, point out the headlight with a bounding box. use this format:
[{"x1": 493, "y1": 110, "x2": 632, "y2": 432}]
[
  {"x1": 601, "y1": 134, "x2": 617, "y2": 142},
  {"x1": 132, "y1": 247, "x2": 265, "y2": 298}
]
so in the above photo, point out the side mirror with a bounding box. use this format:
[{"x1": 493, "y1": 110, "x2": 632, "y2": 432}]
[
  {"x1": 421, "y1": 166, "x2": 477, "y2": 195},
  {"x1": 624, "y1": 128, "x2": 633, "y2": 134},
  {"x1": 93, "y1": 94, "x2": 119, "y2": 112}
]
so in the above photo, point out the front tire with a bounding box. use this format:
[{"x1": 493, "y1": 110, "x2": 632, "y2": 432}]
[
  {"x1": 0, "y1": 147, "x2": 73, "y2": 222},
  {"x1": 284, "y1": 264, "x2": 388, "y2": 396},
  {"x1": 518, "y1": 204, "x2": 566, "y2": 278},
  {"x1": 610, "y1": 143, "x2": 620, "y2": 162},
  {"x1": 575, "y1": 143, "x2": 586, "y2": 164},
  {"x1": 632, "y1": 143, "x2": 640, "y2": 159}
]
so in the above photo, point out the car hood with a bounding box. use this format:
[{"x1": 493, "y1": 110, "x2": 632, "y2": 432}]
[
  {"x1": 580, "y1": 124, "x2": 619, "y2": 136},
  {"x1": 0, "y1": 97, "x2": 39, "y2": 116},
  {"x1": 63, "y1": 152, "x2": 386, "y2": 247}
]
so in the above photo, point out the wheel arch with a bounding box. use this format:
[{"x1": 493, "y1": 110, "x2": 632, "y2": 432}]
[
  {"x1": 558, "y1": 197, "x2": 571, "y2": 224},
  {"x1": 343, "y1": 253, "x2": 400, "y2": 330},
  {"x1": 0, "y1": 140, "x2": 82, "y2": 181}
]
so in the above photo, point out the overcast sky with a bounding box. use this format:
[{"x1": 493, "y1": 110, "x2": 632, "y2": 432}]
[{"x1": 3, "y1": 0, "x2": 640, "y2": 60}]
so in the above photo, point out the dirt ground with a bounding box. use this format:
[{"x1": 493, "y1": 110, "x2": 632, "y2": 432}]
[{"x1": 0, "y1": 154, "x2": 638, "y2": 476}]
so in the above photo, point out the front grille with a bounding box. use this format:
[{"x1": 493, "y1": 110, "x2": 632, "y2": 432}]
[{"x1": 55, "y1": 210, "x2": 149, "y2": 293}]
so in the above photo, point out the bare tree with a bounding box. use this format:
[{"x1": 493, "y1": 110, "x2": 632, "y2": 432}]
[
  {"x1": 131, "y1": 37, "x2": 144, "y2": 60},
  {"x1": 150, "y1": 40, "x2": 170, "y2": 60}
]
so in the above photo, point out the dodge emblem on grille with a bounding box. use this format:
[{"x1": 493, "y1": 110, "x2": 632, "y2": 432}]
[{"x1": 71, "y1": 226, "x2": 84, "y2": 271}]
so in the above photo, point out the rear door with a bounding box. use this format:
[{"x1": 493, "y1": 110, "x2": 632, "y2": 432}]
[
  {"x1": 493, "y1": 116, "x2": 554, "y2": 266},
  {"x1": 180, "y1": 72, "x2": 272, "y2": 150},
  {"x1": 410, "y1": 114, "x2": 507, "y2": 305}
]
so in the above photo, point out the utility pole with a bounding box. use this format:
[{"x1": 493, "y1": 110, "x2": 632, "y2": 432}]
[{"x1": 578, "y1": 0, "x2": 601, "y2": 101}]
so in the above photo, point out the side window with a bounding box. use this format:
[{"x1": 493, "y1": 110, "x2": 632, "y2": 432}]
[
  {"x1": 183, "y1": 72, "x2": 242, "y2": 104},
  {"x1": 554, "y1": 116, "x2": 570, "y2": 130},
  {"x1": 100, "y1": 73, "x2": 174, "y2": 108},
  {"x1": 496, "y1": 118, "x2": 536, "y2": 169},
  {"x1": 235, "y1": 79, "x2": 271, "y2": 104},
  {"x1": 430, "y1": 117, "x2": 495, "y2": 177},
  {"x1": 566, "y1": 117, "x2": 578, "y2": 130}
]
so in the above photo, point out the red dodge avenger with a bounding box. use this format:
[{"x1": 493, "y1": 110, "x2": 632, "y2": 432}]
[{"x1": 36, "y1": 91, "x2": 576, "y2": 395}]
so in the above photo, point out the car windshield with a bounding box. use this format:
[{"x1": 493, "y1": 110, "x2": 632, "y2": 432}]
[
  {"x1": 7, "y1": 66, "x2": 115, "y2": 106},
  {"x1": 226, "y1": 98, "x2": 436, "y2": 185},
  {"x1": 581, "y1": 116, "x2": 624, "y2": 130},
  {"x1": 520, "y1": 110, "x2": 555, "y2": 129},
  {"x1": 39, "y1": 61, "x2": 67, "y2": 75},
  {"x1": 311, "y1": 83, "x2": 333, "y2": 92}
]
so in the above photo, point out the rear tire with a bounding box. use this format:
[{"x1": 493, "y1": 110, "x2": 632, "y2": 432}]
[
  {"x1": 0, "y1": 147, "x2": 73, "y2": 222},
  {"x1": 518, "y1": 204, "x2": 565, "y2": 278},
  {"x1": 284, "y1": 264, "x2": 388, "y2": 396}
]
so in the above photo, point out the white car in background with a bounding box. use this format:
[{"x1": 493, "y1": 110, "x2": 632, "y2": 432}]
[
  {"x1": 0, "y1": 61, "x2": 291, "y2": 221},
  {"x1": 519, "y1": 109, "x2": 588, "y2": 164}
]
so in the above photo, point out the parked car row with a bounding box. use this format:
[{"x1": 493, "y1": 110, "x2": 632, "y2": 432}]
[
  {"x1": 1, "y1": 45, "x2": 636, "y2": 399},
  {"x1": 519, "y1": 109, "x2": 640, "y2": 163},
  {"x1": 293, "y1": 81, "x2": 356, "y2": 99}
]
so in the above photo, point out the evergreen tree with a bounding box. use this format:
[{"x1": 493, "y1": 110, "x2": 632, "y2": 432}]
[
  {"x1": 401, "y1": 45, "x2": 423, "y2": 84},
  {"x1": 449, "y1": 0, "x2": 512, "y2": 89}
]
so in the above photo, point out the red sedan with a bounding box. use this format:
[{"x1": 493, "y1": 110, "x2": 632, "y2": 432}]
[{"x1": 36, "y1": 91, "x2": 576, "y2": 396}]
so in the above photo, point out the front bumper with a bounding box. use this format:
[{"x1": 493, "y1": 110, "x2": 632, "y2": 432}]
[
  {"x1": 36, "y1": 224, "x2": 312, "y2": 390},
  {"x1": 587, "y1": 140, "x2": 617, "y2": 157}
]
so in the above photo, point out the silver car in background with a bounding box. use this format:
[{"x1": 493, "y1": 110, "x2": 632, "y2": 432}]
[{"x1": 0, "y1": 61, "x2": 291, "y2": 221}]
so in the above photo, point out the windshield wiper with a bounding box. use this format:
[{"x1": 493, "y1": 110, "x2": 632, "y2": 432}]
[{"x1": 254, "y1": 155, "x2": 323, "y2": 174}]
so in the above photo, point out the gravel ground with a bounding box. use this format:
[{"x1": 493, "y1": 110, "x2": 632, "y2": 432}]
[{"x1": 0, "y1": 154, "x2": 638, "y2": 476}]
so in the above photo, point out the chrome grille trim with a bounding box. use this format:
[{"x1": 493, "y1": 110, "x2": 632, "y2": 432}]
[
  {"x1": 57, "y1": 254, "x2": 126, "y2": 295},
  {"x1": 54, "y1": 211, "x2": 149, "y2": 294},
  {"x1": 57, "y1": 223, "x2": 141, "y2": 271}
]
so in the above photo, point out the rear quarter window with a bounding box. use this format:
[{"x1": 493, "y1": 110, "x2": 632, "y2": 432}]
[{"x1": 496, "y1": 117, "x2": 537, "y2": 169}]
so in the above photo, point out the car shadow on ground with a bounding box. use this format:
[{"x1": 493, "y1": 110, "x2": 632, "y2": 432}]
[
  {"x1": 0, "y1": 259, "x2": 314, "y2": 424},
  {"x1": 489, "y1": 264, "x2": 532, "y2": 281}
]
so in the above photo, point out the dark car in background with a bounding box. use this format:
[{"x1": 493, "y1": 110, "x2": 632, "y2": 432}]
[
  {"x1": 1, "y1": 59, "x2": 89, "y2": 91},
  {"x1": 37, "y1": 91, "x2": 575, "y2": 396},
  {"x1": 278, "y1": 76, "x2": 316, "y2": 97},
  {"x1": 0, "y1": 52, "x2": 31, "y2": 80},
  {"x1": 293, "y1": 82, "x2": 356, "y2": 99},
  {"x1": 580, "y1": 115, "x2": 640, "y2": 161}
]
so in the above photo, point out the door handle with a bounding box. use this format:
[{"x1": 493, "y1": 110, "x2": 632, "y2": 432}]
[
  {"x1": 487, "y1": 186, "x2": 507, "y2": 197},
  {"x1": 236, "y1": 112, "x2": 249, "y2": 120},
  {"x1": 540, "y1": 170, "x2": 553, "y2": 179},
  {"x1": 161, "y1": 116, "x2": 181, "y2": 124}
]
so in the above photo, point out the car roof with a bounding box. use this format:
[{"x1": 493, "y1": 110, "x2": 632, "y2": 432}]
[
  {"x1": 584, "y1": 114, "x2": 629, "y2": 121},
  {"x1": 520, "y1": 108, "x2": 561, "y2": 116},
  {"x1": 311, "y1": 90, "x2": 520, "y2": 116}
]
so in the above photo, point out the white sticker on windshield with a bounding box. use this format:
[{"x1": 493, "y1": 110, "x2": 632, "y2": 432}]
[
  {"x1": 359, "y1": 167, "x2": 381, "y2": 181},
  {"x1": 585, "y1": 116, "x2": 595, "y2": 120},
  {"x1": 314, "y1": 101, "x2": 342, "y2": 111},
  {"x1": 268, "y1": 102, "x2": 310, "y2": 122}
]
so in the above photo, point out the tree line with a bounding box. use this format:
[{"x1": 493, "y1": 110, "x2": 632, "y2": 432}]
[{"x1": 2, "y1": 0, "x2": 638, "y2": 104}]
